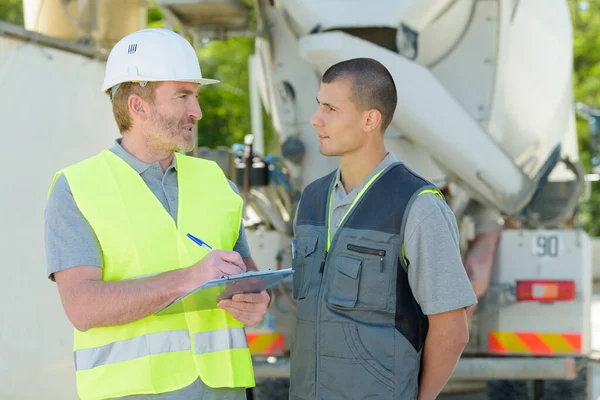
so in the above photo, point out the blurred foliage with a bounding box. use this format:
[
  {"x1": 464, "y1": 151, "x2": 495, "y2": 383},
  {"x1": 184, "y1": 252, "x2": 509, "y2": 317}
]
[
  {"x1": 0, "y1": 0, "x2": 22, "y2": 25},
  {"x1": 1, "y1": 1, "x2": 599, "y2": 230},
  {"x1": 569, "y1": 0, "x2": 600, "y2": 234},
  {"x1": 0, "y1": 1, "x2": 276, "y2": 156},
  {"x1": 145, "y1": 2, "x2": 277, "y2": 154}
]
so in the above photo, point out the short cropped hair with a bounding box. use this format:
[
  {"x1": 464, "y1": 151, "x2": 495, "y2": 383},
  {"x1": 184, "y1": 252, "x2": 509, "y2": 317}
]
[
  {"x1": 322, "y1": 58, "x2": 397, "y2": 133},
  {"x1": 109, "y1": 81, "x2": 161, "y2": 132}
]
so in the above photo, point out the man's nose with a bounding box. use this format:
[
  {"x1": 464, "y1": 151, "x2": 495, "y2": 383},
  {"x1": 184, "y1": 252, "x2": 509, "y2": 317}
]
[
  {"x1": 310, "y1": 108, "x2": 322, "y2": 127},
  {"x1": 189, "y1": 98, "x2": 202, "y2": 120}
]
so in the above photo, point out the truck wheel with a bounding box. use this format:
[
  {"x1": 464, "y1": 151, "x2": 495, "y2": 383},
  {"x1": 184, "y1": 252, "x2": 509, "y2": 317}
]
[
  {"x1": 251, "y1": 378, "x2": 290, "y2": 400},
  {"x1": 541, "y1": 364, "x2": 588, "y2": 400},
  {"x1": 487, "y1": 380, "x2": 531, "y2": 400}
]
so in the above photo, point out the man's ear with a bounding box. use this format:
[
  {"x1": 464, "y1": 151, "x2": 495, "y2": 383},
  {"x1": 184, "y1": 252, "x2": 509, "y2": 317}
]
[
  {"x1": 364, "y1": 109, "x2": 382, "y2": 133},
  {"x1": 128, "y1": 94, "x2": 148, "y2": 121}
]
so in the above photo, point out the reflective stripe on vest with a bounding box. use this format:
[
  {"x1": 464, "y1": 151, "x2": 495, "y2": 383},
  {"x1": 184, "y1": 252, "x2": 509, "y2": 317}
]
[
  {"x1": 52, "y1": 151, "x2": 255, "y2": 399},
  {"x1": 75, "y1": 328, "x2": 249, "y2": 371},
  {"x1": 194, "y1": 328, "x2": 248, "y2": 355},
  {"x1": 75, "y1": 330, "x2": 191, "y2": 371}
]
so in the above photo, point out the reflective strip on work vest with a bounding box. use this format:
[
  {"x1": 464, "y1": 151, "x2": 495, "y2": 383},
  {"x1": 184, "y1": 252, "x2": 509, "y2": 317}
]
[
  {"x1": 74, "y1": 330, "x2": 191, "y2": 371},
  {"x1": 75, "y1": 328, "x2": 249, "y2": 370},
  {"x1": 194, "y1": 328, "x2": 248, "y2": 355}
]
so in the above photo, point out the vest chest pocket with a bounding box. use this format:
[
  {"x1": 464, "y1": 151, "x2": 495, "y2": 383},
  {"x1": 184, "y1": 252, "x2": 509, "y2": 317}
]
[
  {"x1": 328, "y1": 256, "x2": 361, "y2": 307},
  {"x1": 328, "y1": 243, "x2": 393, "y2": 310},
  {"x1": 292, "y1": 235, "x2": 319, "y2": 300}
]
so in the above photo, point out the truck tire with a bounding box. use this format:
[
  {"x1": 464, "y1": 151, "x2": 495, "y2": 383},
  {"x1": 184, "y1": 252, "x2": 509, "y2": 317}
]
[
  {"x1": 487, "y1": 380, "x2": 531, "y2": 400},
  {"x1": 250, "y1": 378, "x2": 290, "y2": 400}
]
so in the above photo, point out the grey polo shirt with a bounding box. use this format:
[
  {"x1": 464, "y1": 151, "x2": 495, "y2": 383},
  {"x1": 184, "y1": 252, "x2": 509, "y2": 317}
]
[
  {"x1": 44, "y1": 139, "x2": 247, "y2": 400},
  {"x1": 296, "y1": 152, "x2": 477, "y2": 315}
]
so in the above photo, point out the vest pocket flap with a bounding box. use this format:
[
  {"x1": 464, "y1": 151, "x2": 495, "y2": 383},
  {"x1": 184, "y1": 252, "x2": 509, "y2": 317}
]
[
  {"x1": 336, "y1": 257, "x2": 361, "y2": 279},
  {"x1": 300, "y1": 235, "x2": 318, "y2": 257},
  {"x1": 292, "y1": 235, "x2": 319, "y2": 300},
  {"x1": 328, "y1": 256, "x2": 361, "y2": 308}
]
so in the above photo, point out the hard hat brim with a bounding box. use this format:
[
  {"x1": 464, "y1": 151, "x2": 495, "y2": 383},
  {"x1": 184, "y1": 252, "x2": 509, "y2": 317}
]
[{"x1": 102, "y1": 77, "x2": 220, "y2": 93}]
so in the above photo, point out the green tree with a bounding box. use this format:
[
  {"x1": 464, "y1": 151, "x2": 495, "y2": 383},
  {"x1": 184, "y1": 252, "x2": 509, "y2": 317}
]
[
  {"x1": 569, "y1": 0, "x2": 600, "y2": 235},
  {"x1": 195, "y1": 37, "x2": 255, "y2": 149},
  {"x1": 0, "y1": 0, "x2": 23, "y2": 25},
  {"x1": 0, "y1": 1, "x2": 274, "y2": 155},
  {"x1": 145, "y1": 5, "x2": 276, "y2": 154},
  {"x1": 195, "y1": 36, "x2": 278, "y2": 155}
]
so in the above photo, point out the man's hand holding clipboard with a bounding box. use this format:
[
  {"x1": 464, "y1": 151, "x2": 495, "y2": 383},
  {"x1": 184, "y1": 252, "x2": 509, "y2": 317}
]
[{"x1": 154, "y1": 233, "x2": 292, "y2": 326}]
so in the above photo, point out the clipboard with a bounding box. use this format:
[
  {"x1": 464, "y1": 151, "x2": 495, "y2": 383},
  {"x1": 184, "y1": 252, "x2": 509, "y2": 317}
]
[{"x1": 155, "y1": 268, "x2": 294, "y2": 316}]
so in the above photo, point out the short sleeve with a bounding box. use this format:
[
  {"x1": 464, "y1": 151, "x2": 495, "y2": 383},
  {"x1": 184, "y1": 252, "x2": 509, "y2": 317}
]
[
  {"x1": 404, "y1": 194, "x2": 477, "y2": 315},
  {"x1": 44, "y1": 174, "x2": 103, "y2": 281}
]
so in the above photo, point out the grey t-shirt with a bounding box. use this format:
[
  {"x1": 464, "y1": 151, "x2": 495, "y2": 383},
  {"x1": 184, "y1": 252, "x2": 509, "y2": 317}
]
[
  {"x1": 44, "y1": 140, "x2": 248, "y2": 400},
  {"x1": 296, "y1": 152, "x2": 477, "y2": 315}
]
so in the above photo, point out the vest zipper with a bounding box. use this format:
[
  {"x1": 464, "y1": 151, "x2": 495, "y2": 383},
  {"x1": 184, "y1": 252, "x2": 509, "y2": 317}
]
[
  {"x1": 315, "y1": 165, "x2": 392, "y2": 399},
  {"x1": 315, "y1": 250, "x2": 326, "y2": 400},
  {"x1": 319, "y1": 252, "x2": 328, "y2": 274},
  {"x1": 347, "y1": 244, "x2": 386, "y2": 272}
]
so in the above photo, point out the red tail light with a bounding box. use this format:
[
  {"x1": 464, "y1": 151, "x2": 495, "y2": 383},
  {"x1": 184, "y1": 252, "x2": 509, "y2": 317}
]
[{"x1": 516, "y1": 280, "x2": 575, "y2": 302}]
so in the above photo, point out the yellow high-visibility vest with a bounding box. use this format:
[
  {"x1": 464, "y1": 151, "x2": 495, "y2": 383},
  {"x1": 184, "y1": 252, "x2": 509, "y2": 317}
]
[{"x1": 49, "y1": 150, "x2": 254, "y2": 400}]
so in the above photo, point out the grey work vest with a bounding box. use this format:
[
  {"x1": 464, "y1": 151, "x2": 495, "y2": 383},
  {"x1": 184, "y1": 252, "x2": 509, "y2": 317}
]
[{"x1": 290, "y1": 162, "x2": 440, "y2": 400}]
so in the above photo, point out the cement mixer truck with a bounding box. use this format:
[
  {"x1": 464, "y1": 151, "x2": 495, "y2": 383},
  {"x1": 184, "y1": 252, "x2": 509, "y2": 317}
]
[
  {"x1": 208, "y1": 1, "x2": 596, "y2": 398},
  {"x1": 0, "y1": 0, "x2": 595, "y2": 399}
]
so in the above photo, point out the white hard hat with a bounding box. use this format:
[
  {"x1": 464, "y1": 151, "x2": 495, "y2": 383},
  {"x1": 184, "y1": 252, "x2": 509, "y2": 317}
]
[{"x1": 101, "y1": 28, "x2": 218, "y2": 95}]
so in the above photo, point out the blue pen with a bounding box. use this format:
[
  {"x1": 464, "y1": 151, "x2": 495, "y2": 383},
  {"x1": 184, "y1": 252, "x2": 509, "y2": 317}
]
[{"x1": 187, "y1": 233, "x2": 213, "y2": 252}]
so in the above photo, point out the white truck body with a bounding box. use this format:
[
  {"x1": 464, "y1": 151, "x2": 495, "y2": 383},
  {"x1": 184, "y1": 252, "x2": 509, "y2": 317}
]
[{"x1": 234, "y1": 0, "x2": 595, "y2": 396}]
